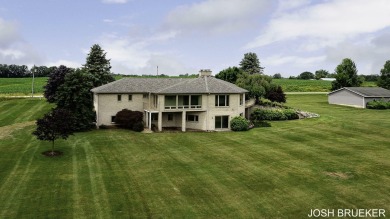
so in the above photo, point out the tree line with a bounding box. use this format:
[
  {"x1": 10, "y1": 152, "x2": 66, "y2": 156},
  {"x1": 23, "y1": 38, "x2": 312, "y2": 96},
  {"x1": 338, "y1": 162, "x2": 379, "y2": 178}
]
[{"x1": 0, "y1": 64, "x2": 58, "y2": 78}]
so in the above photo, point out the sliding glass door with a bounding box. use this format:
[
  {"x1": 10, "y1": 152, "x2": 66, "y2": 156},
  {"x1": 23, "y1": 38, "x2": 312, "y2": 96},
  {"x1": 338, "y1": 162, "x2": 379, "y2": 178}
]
[{"x1": 215, "y1": 116, "x2": 229, "y2": 129}]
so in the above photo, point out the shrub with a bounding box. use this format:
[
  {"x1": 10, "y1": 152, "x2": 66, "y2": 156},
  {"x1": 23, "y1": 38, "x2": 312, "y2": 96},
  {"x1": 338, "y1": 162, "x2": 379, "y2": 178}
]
[
  {"x1": 99, "y1": 124, "x2": 109, "y2": 129},
  {"x1": 132, "y1": 121, "x2": 144, "y2": 132},
  {"x1": 115, "y1": 109, "x2": 143, "y2": 130},
  {"x1": 283, "y1": 109, "x2": 300, "y2": 120},
  {"x1": 230, "y1": 116, "x2": 250, "y2": 131},
  {"x1": 250, "y1": 108, "x2": 299, "y2": 121},
  {"x1": 366, "y1": 100, "x2": 390, "y2": 109}
]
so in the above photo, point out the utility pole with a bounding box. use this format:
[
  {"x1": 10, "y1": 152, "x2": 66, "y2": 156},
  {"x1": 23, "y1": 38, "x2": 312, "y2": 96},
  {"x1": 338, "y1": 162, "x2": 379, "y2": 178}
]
[{"x1": 31, "y1": 69, "x2": 35, "y2": 98}]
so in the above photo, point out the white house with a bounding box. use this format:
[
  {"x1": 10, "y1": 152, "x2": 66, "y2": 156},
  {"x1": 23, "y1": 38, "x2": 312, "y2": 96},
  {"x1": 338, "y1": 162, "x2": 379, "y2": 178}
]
[
  {"x1": 91, "y1": 70, "x2": 249, "y2": 131},
  {"x1": 328, "y1": 87, "x2": 390, "y2": 108}
]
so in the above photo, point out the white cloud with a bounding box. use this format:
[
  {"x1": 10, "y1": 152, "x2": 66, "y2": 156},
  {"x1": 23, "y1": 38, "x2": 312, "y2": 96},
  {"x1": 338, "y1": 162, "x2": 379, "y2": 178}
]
[
  {"x1": 45, "y1": 60, "x2": 81, "y2": 68},
  {"x1": 164, "y1": 0, "x2": 270, "y2": 34},
  {"x1": 0, "y1": 18, "x2": 19, "y2": 47},
  {"x1": 98, "y1": 31, "x2": 191, "y2": 75},
  {"x1": 101, "y1": 0, "x2": 128, "y2": 4},
  {"x1": 245, "y1": 0, "x2": 390, "y2": 49},
  {"x1": 0, "y1": 17, "x2": 43, "y2": 65}
]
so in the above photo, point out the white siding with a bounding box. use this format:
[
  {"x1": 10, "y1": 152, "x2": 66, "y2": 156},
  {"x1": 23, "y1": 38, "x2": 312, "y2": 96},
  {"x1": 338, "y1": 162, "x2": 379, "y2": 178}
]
[{"x1": 328, "y1": 90, "x2": 364, "y2": 108}]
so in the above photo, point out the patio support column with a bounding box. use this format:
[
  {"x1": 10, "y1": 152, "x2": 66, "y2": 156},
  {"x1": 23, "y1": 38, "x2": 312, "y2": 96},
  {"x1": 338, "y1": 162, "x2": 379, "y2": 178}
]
[
  {"x1": 145, "y1": 111, "x2": 148, "y2": 128},
  {"x1": 148, "y1": 112, "x2": 152, "y2": 130},
  {"x1": 182, "y1": 111, "x2": 186, "y2": 132},
  {"x1": 158, "y1": 111, "x2": 162, "y2": 131}
]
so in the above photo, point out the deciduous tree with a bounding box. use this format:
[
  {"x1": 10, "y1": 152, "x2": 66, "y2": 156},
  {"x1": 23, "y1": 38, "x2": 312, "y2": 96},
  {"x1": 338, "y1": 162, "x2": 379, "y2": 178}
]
[
  {"x1": 215, "y1": 66, "x2": 244, "y2": 84},
  {"x1": 377, "y1": 60, "x2": 390, "y2": 89},
  {"x1": 32, "y1": 108, "x2": 74, "y2": 155},
  {"x1": 236, "y1": 73, "x2": 271, "y2": 102},
  {"x1": 331, "y1": 58, "x2": 362, "y2": 90},
  {"x1": 44, "y1": 65, "x2": 73, "y2": 103}
]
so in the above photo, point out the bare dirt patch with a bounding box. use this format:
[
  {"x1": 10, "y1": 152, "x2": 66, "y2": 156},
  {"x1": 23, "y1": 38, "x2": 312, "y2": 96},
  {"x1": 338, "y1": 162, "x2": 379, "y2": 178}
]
[
  {"x1": 42, "y1": 150, "x2": 63, "y2": 157},
  {"x1": 324, "y1": 171, "x2": 352, "y2": 179}
]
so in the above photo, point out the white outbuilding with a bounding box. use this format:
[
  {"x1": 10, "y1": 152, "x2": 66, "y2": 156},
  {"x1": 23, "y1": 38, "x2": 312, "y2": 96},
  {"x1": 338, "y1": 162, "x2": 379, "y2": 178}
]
[{"x1": 328, "y1": 87, "x2": 390, "y2": 108}]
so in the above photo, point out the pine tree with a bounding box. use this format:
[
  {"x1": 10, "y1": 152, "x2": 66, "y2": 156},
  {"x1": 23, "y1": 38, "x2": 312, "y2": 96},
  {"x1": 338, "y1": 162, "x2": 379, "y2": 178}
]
[
  {"x1": 84, "y1": 44, "x2": 115, "y2": 87},
  {"x1": 239, "y1": 52, "x2": 264, "y2": 74}
]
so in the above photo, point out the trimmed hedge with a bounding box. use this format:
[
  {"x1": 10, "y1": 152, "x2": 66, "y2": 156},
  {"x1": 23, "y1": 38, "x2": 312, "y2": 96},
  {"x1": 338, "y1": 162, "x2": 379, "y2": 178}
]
[
  {"x1": 250, "y1": 108, "x2": 299, "y2": 121},
  {"x1": 366, "y1": 100, "x2": 390, "y2": 109},
  {"x1": 230, "y1": 116, "x2": 250, "y2": 131}
]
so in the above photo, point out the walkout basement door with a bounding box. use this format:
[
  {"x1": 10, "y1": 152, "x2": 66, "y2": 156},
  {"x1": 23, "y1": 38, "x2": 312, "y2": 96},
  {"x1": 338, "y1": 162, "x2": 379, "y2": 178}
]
[{"x1": 215, "y1": 116, "x2": 229, "y2": 129}]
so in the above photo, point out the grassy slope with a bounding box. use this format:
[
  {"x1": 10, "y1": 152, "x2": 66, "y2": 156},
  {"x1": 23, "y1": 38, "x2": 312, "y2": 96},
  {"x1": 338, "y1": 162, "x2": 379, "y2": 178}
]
[
  {"x1": 273, "y1": 79, "x2": 377, "y2": 92},
  {"x1": 0, "y1": 96, "x2": 389, "y2": 218}
]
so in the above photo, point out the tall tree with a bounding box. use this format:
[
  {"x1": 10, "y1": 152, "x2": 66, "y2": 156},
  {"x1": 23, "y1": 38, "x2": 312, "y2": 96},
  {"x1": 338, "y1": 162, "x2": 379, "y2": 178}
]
[
  {"x1": 239, "y1": 52, "x2": 264, "y2": 74},
  {"x1": 32, "y1": 108, "x2": 74, "y2": 156},
  {"x1": 56, "y1": 68, "x2": 95, "y2": 131},
  {"x1": 273, "y1": 73, "x2": 282, "y2": 79},
  {"x1": 236, "y1": 72, "x2": 271, "y2": 102},
  {"x1": 215, "y1": 66, "x2": 244, "y2": 84},
  {"x1": 377, "y1": 60, "x2": 390, "y2": 89},
  {"x1": 44, "y1": 65, "x2": 73, "y2": 103},
  {"x1": 331, "y1": 58, "x2": 362, "y2": 90},
  {"x1": 84, "y1": 44, "x2": 115, "y2": 87}
]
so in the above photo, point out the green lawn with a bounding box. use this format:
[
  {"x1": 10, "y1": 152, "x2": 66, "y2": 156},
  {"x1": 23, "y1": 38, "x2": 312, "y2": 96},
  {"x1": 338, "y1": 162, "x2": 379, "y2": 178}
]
[{"x1": 0, "y1": 95, "x2": 389, "y2": 218}]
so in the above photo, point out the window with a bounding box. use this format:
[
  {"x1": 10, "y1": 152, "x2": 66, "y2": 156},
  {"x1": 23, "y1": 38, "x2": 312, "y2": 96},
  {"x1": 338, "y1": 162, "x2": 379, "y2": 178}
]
[
  {"x1": 143, "y1": 94, "x2": 148, "y2": 99},
  {"x1": 151, "y1": 113, "x2": 158, "y2": 121},
  {"x1": 111, "y1": 116, "x2": 116, "y2": 123},
  {"x1": 240, "y1": 94, "x2": 243, "y2": 106},
  {"x1": 215, "y1": 95, "x2": 229, "y2": 107},
  {"x1": 168, "y1": 114, "x2": 173, "y2": 121},
  {"x1": 128, "y1": 95, "x2": 132, "y2": 101},
  {"x1": 117, "y1": 95, "x2": 122, "y2": 101},
  {"x1": 215, "y1": 116, "x2": 229, "y2": 129},
  {"x1": 186, "y1": 115, "x2": 199, "y2": 122}
]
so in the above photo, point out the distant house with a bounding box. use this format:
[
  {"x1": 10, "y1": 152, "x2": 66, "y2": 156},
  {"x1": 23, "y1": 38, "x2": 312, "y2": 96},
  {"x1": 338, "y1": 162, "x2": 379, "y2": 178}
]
[
  {"x1": 328, "y1": 87, "x2": 390, "y2": 108},
  {"x1": 320, "y1": 78, "x2": 336, "y2": 81},
  {"x1": 91, "y1": 70, "x2": 249, "y2": 132}
]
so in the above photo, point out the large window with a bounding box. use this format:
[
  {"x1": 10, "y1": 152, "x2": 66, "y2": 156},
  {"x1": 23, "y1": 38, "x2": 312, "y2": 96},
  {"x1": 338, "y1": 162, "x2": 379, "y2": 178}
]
[
  {"x1": 240, "y1": 94, "x2": 243, "y2": 106},
  {"x1": 168, "y1": 114, "x2": 173, "y2": 121},
  {"x1": 215, "y1": 116, "x2": 229, "y2": 129},
  {"x1": 186, "y1": 115, "x2": 199, "y2": 122},
  {"x1": 117, "y1": 95, "x2": 122, "y2": 101},
  {"x1": 128, "y1": 95, "x2": 132, "y2": 101},
  {"x1": 215, "y1": 95, "x2": 229, "y2": 107}
]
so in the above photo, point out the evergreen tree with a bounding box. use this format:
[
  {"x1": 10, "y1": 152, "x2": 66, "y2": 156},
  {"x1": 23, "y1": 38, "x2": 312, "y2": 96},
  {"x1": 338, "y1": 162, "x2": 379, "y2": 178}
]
[
  {"x1": 239, "y1": 52, "x2": 264, "y2": 74},
  {"x1": 84, "y1": 44, "x2": 115, "y2": 87},
  {"x1": 377, "y1": 60, "x2": 390, "y2": 90},
  {"x1": 331, "y1": 58, "x2": 362, "y2": 90}
]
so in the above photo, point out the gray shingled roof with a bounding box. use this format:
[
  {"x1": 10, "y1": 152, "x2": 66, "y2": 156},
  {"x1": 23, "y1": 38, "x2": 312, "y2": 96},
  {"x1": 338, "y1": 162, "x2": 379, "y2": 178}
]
[
  {"x1": 329, "y1": 87, "x2": 390, "y2": 97},
  {"x1": 91, "y1": 76, "x2": 248, "y2": 94}
]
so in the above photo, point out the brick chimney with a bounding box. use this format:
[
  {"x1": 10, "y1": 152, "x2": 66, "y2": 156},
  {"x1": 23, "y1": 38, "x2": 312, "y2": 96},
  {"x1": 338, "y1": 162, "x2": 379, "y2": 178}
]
[{"x1": 199, "y1": 69, "x2": 212, "y2": 77}]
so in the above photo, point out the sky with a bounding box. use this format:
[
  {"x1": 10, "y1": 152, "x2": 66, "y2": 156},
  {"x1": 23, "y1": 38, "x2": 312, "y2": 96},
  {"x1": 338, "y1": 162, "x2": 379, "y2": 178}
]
[{"x1": 1, "y1": 0, "x2": 390, "y2": 77}]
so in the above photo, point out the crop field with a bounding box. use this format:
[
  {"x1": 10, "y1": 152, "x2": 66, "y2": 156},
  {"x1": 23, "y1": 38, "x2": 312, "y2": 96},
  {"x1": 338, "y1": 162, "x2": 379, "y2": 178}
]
[
  {"x1": 0, "y1": 95, "x2": 389, "y2": 218},
  {"x1": 0, "y1": 77, "x2": 47, "y2": 95},
  {"x1": 0, "y1": 77, "x2": 378, "y2": 95}
]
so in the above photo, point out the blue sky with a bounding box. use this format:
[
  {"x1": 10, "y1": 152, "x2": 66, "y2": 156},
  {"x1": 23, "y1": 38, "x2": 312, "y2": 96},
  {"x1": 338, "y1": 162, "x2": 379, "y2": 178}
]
[{"x1": 1, "y1": 0, "x2": 390, "y2": 77}]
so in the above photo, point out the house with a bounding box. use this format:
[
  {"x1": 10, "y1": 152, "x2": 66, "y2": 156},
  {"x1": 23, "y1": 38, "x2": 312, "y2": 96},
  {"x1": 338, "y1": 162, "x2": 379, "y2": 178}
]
[
  {"x1": 328, "y1": 87, "x2": 390, "y2": 108},
  {"x1": 91, "y1": 70, "x2": 248, "y2": 131}
]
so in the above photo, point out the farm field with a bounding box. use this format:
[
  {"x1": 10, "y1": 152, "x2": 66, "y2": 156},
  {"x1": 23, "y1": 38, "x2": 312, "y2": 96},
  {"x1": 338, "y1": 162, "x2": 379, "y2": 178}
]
[
  {"x1": 0, "y1": 77, "x2": 47, "y2": 96},
  {"x1": 273, "y1": 79, "x2": 377, "y2": 92},
  {"x1": 0, "y1": 95, "x2": 389, "y2": 218},
  {"x1": 0, "y1": 77, "x2": 378, "y2": 95}
]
